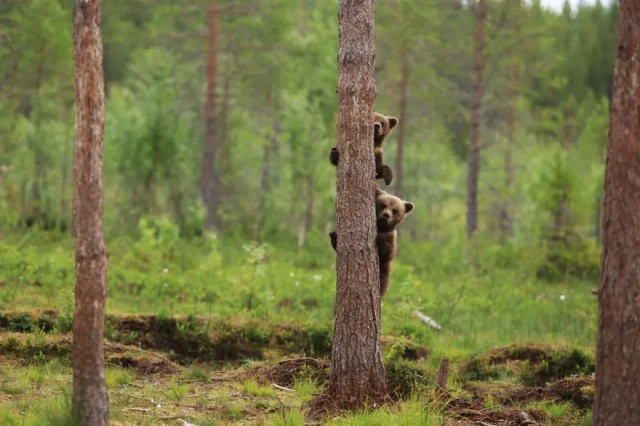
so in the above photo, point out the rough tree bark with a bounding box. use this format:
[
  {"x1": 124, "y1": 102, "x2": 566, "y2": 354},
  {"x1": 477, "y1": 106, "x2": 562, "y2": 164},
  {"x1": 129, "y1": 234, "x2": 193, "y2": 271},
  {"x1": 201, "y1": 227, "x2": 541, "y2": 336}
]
[
  {"x1": 593, "y1": 2, "x2": 640, "y2": 424},
  {"x1": 71, "y1": 0, "x2": 109, "y2": 424},
  {"x1": 201, "y1": 0, "x2": 219, "y2": 229},
  {"x1": 326, "y1": 0, "x2": 387, "y2": 408},
  {"x1": 466, "y1": 0, "x2": 486, "y2": 241},
  {"x1": 395, "y1": 49, "x2": 409, "y2": 200}
]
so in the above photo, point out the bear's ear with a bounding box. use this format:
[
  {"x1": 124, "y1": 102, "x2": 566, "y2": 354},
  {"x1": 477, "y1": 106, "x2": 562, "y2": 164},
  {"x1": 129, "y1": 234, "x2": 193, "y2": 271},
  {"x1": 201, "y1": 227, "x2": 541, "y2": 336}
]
[
  {"x1": 388, "y1": 117, "x2": 398, "y2": 129},
  {"x1": 404, "y1": 202, "x2": 414, "y2": 213}
]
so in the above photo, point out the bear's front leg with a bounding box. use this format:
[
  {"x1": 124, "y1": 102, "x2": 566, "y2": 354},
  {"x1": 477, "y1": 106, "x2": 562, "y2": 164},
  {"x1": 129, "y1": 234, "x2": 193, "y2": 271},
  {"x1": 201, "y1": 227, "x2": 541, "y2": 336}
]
[
  {"x1": 378, "y1": 165, "x2": 393, "y2": 186},
  {"x1": 374, "y1": 148, "x2": 393, "y2": 185},
  {"x1": 329, "y1": 147, "x2": 339, "y2": 166}
]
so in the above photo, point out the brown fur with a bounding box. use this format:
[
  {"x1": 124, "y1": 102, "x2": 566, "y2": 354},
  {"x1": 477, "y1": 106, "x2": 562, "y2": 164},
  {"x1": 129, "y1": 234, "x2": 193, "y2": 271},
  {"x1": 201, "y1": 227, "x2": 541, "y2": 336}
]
[
  {"x1": 329, "y1": 187, "x2": 414, "y2": 298},
  {"x1": 329, "y1": 112, "x2": 399, "y2": 186}
]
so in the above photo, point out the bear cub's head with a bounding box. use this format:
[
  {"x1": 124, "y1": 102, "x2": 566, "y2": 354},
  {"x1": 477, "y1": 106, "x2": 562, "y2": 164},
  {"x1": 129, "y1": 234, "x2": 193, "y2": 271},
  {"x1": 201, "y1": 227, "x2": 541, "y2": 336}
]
[
  {"x1": 376, "y1": 188, "x2": 414, "y2": 233},
  {"x1": 374, "y1": 112, "x2": 399, "y2": 147}
]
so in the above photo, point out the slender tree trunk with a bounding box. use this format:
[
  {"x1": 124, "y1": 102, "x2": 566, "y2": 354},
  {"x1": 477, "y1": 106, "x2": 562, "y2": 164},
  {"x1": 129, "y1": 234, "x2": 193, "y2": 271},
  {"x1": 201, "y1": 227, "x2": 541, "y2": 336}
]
[
  {"x1": 218, "y1": 64, "x2": 231, "y2": 194},
  {"x1": 201, "y1": 0, "x2": 219, "y2": 229},
  {"x1": 252, "y1": 142, "x2": 269, "y2": 242},
  {"x1": 594, "y1": 192, "x2": 602, "y2": 246},
  {"x1": 466, "y1": 0, "x2": 486, "y2": 241},
  {"x1": 594, "y1": 2, "x2": 640, "y2": 424},
  {"x1": 501, "y1": 0, "x2": 519, "y2": 239},
  {"x1": 60, "y1": 132, "x2": 71, "y2": 231},
  {"x1": 395, "y1": 49, "x2": 409, "y2": 200},
  {"x1": 297, "y1": 177, "x2": 314, "y2": 260},
  {"x1": 325, "y1": 0, "x2": 387, "y2": 409},
  {"x1": 71, "y1": 1, "x2": 108, "y2": 424}
]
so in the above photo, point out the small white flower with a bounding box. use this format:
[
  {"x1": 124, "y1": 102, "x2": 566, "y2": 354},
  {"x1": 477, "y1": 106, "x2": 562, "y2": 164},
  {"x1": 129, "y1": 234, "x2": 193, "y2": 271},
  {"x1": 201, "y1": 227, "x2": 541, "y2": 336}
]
[
  {"x1": 295, "y1": 281, "x2": 300, "y2": 286},
  {"x1": 313, "y1": 274, "x2": 322, "y2": 281},
  {"x1": 560, "y1": 294, "x2": 566, "y2": 301},
  {"x1": 163, "y1": 283, "x2": 168, "y2": 288},
  {"x1": 163, "y1": 268, "x2": 169, "y2": 273},
  {"x1": 289, "y1": 272, "x2": 295, "y2": 277}
]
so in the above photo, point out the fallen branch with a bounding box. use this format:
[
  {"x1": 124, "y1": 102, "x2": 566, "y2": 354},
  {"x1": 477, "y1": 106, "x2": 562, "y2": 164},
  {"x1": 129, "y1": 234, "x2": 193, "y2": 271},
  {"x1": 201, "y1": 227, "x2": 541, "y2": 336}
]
[
  {"x1": 272, "y1": 383, "x2": 294, "y2": 392},
  {"x1": 413, "y1": 310, "x2": 442, "y2": 330},
  {"x1": 122, "y1": 407, "x2": 151, "y2": 414}
]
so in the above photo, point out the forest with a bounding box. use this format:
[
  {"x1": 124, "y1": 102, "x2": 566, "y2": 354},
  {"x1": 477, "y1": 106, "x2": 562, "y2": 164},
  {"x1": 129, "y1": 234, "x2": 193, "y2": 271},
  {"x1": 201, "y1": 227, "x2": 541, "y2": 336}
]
[{"x1": 0, "y1": 0, "x2": 627, "y2": 425}]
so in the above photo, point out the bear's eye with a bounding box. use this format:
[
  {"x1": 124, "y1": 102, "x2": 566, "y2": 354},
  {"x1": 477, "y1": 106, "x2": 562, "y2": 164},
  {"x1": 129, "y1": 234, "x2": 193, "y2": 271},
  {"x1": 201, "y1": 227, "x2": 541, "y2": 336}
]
[
  {"x1": 392, "y1": 209, "x2": 398, "y2": 215},
  {"x1": 379, "y1": 122, "x2": 384, "y2": 128},
  {"x1": 380, "y1": 203, "x2": 387, "y2": 209}
]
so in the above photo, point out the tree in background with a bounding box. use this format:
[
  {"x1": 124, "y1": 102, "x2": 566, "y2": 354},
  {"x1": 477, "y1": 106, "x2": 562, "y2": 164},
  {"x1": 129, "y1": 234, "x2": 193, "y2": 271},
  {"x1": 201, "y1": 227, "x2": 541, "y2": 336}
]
[
  {"x1": 467, "y1": 0, "x2": 486, "y2": 241},
  {"x1": 316, "y1": 0, "x2": 387, "y2": 411},
  {"x1": 71, "y1": 0, "x2": 109, "y2": 424},
  {"x1": 593, "y1": 1, "x2": 640, "y2": 424},
  {"x1": 202, "y1": 0, "x2": 220, "y2": 230}
]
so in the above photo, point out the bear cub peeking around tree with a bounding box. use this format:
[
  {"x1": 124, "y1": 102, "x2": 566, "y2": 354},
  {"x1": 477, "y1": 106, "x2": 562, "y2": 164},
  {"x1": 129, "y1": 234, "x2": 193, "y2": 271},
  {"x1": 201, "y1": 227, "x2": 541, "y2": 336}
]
[
  {"x1": 329, "y1": 187, "x2": 414, "y2": 298},
  {"x1": 329, "y1": 112, "x2": 398, "y2": 186}
]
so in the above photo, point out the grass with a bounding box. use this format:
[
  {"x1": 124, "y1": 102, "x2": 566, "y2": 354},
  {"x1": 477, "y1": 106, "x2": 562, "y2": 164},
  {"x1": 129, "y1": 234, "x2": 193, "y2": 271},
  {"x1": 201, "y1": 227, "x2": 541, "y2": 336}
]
[
  {"x1": 0, "y1": 230, "x2": 598, "y2": 360},
  {"x1": 0, "y1": 229, "x2": 598, "y2": 424}
]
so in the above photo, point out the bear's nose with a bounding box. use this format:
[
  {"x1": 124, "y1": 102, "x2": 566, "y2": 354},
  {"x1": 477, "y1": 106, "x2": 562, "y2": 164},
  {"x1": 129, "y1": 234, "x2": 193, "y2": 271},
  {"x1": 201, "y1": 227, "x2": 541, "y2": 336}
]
[{"x1": 383, "y1": 213, "x2": 390, "y2": 219}]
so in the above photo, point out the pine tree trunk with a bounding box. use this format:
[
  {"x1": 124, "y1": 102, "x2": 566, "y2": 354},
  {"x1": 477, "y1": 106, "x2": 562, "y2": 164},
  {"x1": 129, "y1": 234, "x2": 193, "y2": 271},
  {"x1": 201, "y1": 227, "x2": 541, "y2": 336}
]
[
  {"x1": 593, "y1": 2, "x2": 640, "y2": 424},
  {"x1": 395, "y1": 49, "x2": 409, "y2": 200},
  {"x1": 326, "y1": 0, "x2": 387, "y2": 408},
  {"x1": 202, "y1": 0, "x2": 219, "y2": 230},
  {"x1": 71, "y1": 1, "x2": 109, "y2": 424},
  {"x1": 467, "y1": 0, "x2": 486, "y2": 241}
]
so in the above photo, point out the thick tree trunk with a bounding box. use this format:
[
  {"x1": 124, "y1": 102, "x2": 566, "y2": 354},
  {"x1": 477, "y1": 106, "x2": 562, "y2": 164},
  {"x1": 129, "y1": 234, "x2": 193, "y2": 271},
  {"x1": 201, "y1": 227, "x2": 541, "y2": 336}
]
[
  {"x1": 202, "y1": 0, "x2": 219, "y2": 230},
  {"x1": 395, "y1": 49, "x2": 409, "y2": 200},
  {"x1": 466, "y1": 0, "x2": 486, "y2": 241},
  {"x1": 71, "y1": 1, "x2": 109, "y2": 424},
  {"x1": 326, "y1": 0, "x2": 387, "y2": 408},
  {"x1": 593, "y1": 2, "x2": 640, "y2": 424}
]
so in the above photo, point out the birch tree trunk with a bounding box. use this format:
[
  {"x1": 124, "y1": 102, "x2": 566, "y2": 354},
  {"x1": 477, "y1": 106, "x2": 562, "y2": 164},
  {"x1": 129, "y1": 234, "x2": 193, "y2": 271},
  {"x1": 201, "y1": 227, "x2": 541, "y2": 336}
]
[
  {"x1": 593, "y1": 2, "x2": 640, "y2": 424},
  {"x1": 71, "y1": 0, "x2": 108, "y2": 424}
]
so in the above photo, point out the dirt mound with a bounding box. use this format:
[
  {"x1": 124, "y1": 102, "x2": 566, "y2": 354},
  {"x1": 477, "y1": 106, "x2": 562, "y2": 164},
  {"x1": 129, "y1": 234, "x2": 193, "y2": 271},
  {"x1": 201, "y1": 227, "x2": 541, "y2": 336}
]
[
  {"x1": 464, "y1": 376, "x2": 595, "y2": 411},
  {"x1": 230, "y1": 357, "x2": 330, "y2": 389},
  {"x1": 263, "y1": 357, "x2": 329, "y2": 387},
  {"x1": 546, "y1": 376, "x2": 594, "y2": 409},
  {"x1": 447, "y1": 396, "x2": 547, "y2": 425},
  {"x1": 0, "y1": 333, "x2": 181, "y2": 376},
  {"x1": 461, "y1": 343, "x2": 595, "y2": 386},
  {"x1": 108, "y1": 354, "x2": 179, "y2": 376},
  {"x1": 0, "y1": 309, "x2": 429, "y2": 364}
]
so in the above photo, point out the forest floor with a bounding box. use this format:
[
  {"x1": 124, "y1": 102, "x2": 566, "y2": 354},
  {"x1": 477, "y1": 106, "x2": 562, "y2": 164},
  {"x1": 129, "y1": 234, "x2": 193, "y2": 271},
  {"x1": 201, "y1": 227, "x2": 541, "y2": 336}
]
[
  {"x1": 0, "y1": 232, "x2": 598, "y2": 424},
  {"x1": 0, "y1": 310, "x2": 594, "y2": 425}
]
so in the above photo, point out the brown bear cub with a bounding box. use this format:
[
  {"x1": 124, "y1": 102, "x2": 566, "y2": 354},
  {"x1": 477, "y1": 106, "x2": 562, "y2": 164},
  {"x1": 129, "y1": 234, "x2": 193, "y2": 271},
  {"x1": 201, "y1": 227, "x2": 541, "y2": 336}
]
[
  {"x1": 329, "y1": 187, "x2": 414, "y2": 298},
  {"x1": 329, "y1": 112, "x2": 399, "y2": 186}
]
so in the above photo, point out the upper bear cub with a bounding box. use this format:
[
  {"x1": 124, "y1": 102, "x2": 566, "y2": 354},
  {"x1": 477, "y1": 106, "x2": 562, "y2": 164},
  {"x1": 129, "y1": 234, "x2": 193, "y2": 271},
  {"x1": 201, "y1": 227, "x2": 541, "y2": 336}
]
[
  {"x1": 329, "y1": 187, "x2": 414, "y2": 298},
  {"x1": 329, "y1": 112, "x2": 399, "y2": 186}
]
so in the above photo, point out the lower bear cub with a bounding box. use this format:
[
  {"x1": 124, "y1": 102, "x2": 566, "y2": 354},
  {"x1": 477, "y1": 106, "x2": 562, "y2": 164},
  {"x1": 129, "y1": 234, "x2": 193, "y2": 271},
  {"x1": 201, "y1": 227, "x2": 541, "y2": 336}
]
[
  {"x1": 329, "y1": 112, "x2": 398, "y2": 186},
  {"x1": 329, "y1": 187, "x2": 414, "y2": 298}
]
